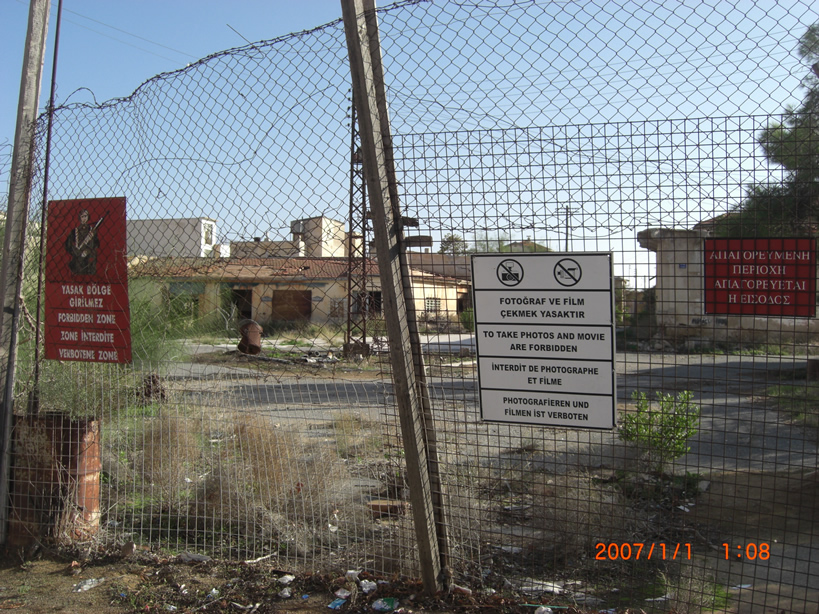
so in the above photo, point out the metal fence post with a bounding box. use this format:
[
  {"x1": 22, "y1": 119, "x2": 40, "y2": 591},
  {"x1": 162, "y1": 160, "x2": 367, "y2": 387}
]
[
  {"x1": 0, "y1": 0, "x2": 51, "y2": 545},
  {"x1": 341, "y1": 0, "x2": 448, "y2": 594}
]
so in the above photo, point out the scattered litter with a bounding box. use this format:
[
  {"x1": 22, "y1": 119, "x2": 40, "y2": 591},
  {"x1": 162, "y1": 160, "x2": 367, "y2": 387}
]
[
  {"x1": 279, "y1": 588, "x2": 292, "y2": 599},
  {"x1": 302, "y1": 594, "x2": 310, "y2": 600},
  {"x1": 502, "y1": 504, "x2": 531, "y2": 513},
  {"x1": 519, "y1": 580, "x2": 564, "y2": 595},
  {"x1": 72, "y1": 578, "x2": 106, "y2": 592},
  {"x1": 677, "y1": 505, "x2": 690, "y2": 512},
  {"x1": 730, "y1": 584, "x2": 753, "y2": 591},
  {"x1": 598, "y1": 609, "x2": 617, "y2": 614},
  {"x1": 328, "y1": 598, "x2": 348, "y2": 609},
  {"x1": 206, "y1": 588, "x2": 220, "y2": 601},
  {"x1": 571, "y1": 592, "x2": 603, "y2": 606},
  {"x1": 230, "y1": 603, "x2": 261, "y2": 612},
  {"x1": 346, "y1": 570, "x2": 360, "y2": 582},
  {"x1": 335, "y1": 588, "x2": 352, "y2": 599},
  {"x1": 450, "y1": 584, "x2": 472, "y2": 596},
  {"x1": 360, "y1": 579, "x2": 377, "y2": 593},
  {"x1": 372, "y1": 597, "x2": 399, "y2": 611},
  {"x1": 164, "y1": 606, "x2": 178, "y2": 612},
  {"x1": 178, "y1": 552, "x2": 212, "y2": 563},
  {"x1": 534, "y1": 608, "x2": 554, "y2": 614},
  {"x1": 644, "y1": 593, "x2": 671, "y2": 602},
  {"x1": 278, "y1": 574, "x2": 296, "y2": 585},
  {"x1": 499, "y1": 546, "x2": 523, "y2": 554}
]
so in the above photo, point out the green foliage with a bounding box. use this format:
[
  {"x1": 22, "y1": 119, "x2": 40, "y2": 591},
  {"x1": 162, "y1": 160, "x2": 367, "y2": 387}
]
[
  {"x1": 471, "y1": 231, "x2": 510, "y2": 253},
  {"x1": 718, "y1": 22, "x2": 819, "y2": 237},
  {"x1": 438, "y1": 233, "x2": 469, "y2": 255},
  {"x1": 619, "y1": 390, "x2": 701, "y2": 473},
  {"x1": 459, "y1": 307, "x2": 475, "y2": 332}
]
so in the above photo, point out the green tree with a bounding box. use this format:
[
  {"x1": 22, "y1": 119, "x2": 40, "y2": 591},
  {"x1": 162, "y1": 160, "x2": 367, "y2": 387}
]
[
  {"x1": 471, "y1": 231, "x2": 510, "y2": 253},
  {"x1": 438, "y1": 233, "x2": 469, "y2": 255},
  {"x1": 715, "y1": 24, "x2": 819, "y2": 237}
]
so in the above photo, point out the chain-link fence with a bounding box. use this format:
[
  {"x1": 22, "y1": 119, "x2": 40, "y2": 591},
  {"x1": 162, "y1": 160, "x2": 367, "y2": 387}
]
[{"x1": 4, "y1": 0, "x2": 819, "y2": 611}]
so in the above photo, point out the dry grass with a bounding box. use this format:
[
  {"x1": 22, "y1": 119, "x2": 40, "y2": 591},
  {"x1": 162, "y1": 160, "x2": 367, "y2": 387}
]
[
  {"x1": 329, "y1": 411, "x2": 383, "y2": 459},
  {"x1": 140, "y1": 413, "x2": 201, "y2": 501},
  {"x1": 530, "y1": 472, "x2": 630, "y2": 555},
  {"x1": 662, "y1": 561, "x2": 726, "y2": 614}
]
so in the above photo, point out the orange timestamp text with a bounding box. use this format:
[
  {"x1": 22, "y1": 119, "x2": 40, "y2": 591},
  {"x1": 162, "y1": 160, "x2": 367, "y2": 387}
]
[{"x1": 595, "y1": 542, "x2": 691, "y2": 560}]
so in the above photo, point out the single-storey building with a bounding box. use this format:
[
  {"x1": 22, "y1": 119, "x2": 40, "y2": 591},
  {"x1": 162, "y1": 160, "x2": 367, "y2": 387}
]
[{"x1": 128, "y1": 256, "x2": 469, "y2": 327}]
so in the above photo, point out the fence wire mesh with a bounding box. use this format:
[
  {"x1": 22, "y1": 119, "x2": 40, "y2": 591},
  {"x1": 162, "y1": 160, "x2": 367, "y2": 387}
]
[{"x1": 4, "y1": 0, "x2": 819, "y2": 611}]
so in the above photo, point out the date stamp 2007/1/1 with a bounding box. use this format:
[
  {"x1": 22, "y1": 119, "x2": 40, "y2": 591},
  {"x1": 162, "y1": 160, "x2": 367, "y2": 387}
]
[{"x1": 595, "y1": 543, "x2": 691, "y2": 560}]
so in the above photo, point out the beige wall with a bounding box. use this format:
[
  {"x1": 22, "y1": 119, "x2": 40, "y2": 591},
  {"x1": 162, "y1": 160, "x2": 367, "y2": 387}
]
[
  {"x1": 293, "y1": 217, "x2": 347, "y2": 258},
  {"x1": 230, "y1": 239, "x2": 304, "y2": 258}
]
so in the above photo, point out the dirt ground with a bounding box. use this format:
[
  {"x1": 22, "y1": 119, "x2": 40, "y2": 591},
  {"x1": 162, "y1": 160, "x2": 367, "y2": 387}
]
[
  {"x1": 1, "y1": 469, "x2": 816, "y2": 613},
  {"x1": 1, "y1": 470, "x2": 816, "y2": 614},
  {"x1": 0, "y1": 547, "x2": 595, "y2": 614}
]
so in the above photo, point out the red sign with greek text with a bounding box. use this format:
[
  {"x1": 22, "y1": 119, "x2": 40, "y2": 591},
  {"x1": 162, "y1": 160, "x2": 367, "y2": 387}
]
[
  {"x1": 704, "y1": 238, "x2": 816, "y2": 317},
  {"x1": 44, "y1": 197, "x2": 132, "y2": 363}
]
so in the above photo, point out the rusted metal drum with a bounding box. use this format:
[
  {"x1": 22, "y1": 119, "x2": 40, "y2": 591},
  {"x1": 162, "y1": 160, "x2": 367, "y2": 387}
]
[
  {"x1": 238, "y1": 319, "x2": 263, "y2": 355},
  {"x1": 7, "y1": 415, "x2": 101, "y2": 547},
  {"x1": 62, "y1": 418, "x2": 102, "y2": 541}
]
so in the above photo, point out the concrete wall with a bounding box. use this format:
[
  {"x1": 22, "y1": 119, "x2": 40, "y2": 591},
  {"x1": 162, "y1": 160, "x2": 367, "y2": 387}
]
[
  {"x1": 230, "y1": 239, "x2": 304, "y2": 258},
  {"x1": 638, "y1": 227, "x2": 819, "y2": 346},
  {"x1": 292, "y1": 217, "x2": 347, "y2": 258},
  {"x1": 128, "y1": 218, "x2": 217, "y2": 258}
]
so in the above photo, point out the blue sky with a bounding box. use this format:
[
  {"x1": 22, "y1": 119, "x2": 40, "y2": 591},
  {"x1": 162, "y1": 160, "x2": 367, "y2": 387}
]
[
  {"x1": 3, "y1": 0, "x2": 819, "y2": 289},
  {"x1": 2, "y1": 0, "x2": 343, "y2": 174}
]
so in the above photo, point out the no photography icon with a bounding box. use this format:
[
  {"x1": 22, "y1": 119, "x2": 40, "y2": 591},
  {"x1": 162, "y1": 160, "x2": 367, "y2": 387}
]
[{"x1": 496, "y1": 259, "x2": 523, "y2": 286}]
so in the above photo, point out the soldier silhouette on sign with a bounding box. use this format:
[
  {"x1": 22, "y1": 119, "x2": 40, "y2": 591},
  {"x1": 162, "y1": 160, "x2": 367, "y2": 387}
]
[{"x1": 65, "y1": 209, "x2": 102, "y2": 275}]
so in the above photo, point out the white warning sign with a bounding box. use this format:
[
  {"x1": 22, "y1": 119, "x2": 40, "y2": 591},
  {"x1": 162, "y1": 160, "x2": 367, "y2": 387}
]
[{"x1": 471, "y1": 253, "x2": 616, "y2": 429}]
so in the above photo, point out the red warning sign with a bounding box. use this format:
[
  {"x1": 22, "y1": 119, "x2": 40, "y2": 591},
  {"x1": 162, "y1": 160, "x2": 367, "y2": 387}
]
[
  {"x1": 44, "y1": 197, "x2": 131, "y2": 363},
  {"x1": 704, "y1": 238, "x2": 816, "y2": 317}
]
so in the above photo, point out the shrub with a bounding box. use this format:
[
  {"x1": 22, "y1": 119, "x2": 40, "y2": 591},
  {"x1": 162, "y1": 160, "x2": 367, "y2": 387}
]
[
  {"x1": 619, "y1": 390, "x2": 700, "y2": 474},
  {"x1": 459, "y1": 308, "x2": 475, "y2": 332}
]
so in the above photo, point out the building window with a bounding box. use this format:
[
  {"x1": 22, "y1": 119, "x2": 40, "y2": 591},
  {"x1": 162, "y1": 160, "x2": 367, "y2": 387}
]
[
  {"x1": 203, "y1": 223, "x2": 214, "y2": 245},
  {"x1": 352, "y1": 291, "x2": 382, "y2": 315},
  {"x1": 425, "y1": 297, "x2": 442, "y2": 313},
  {"x1": 330, "y1": 299, "x2": 345, "y2": 317}
]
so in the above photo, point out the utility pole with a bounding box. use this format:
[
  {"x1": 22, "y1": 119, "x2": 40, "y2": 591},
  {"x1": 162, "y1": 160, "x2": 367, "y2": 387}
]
[
  {"x1": 341, "y1": 0, "x2": 448, "y2": 593},
  {"x1": 564, "y1": 205, "x2": 570, "y2": 252},
  {"x1": 0, "y1": 0, "x2": 52, "y2": 544}
]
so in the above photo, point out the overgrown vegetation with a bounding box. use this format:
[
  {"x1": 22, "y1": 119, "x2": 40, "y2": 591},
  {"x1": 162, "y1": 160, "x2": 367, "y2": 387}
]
[
  {"x1": 619, "y1": 390, "x2": 701, "y2": 474},
  {"x1": 766, "y1": 383, "x2": 819, "y2": 427}
]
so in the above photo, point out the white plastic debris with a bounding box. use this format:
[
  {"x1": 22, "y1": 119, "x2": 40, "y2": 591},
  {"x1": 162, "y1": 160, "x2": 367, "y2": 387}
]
[
  {"x1": 360, "y1": 579, "x2": 377, "y2": 593},
  {"x1": 178, "y1": 552, "x2": 212, "y2": 563},
  {"x1": 278, "y1": 574, "x2": 296, "y2": 585},
  {"x1": 345, "y1": 570, "x2": 360, "y2": 582},
  {"x1": 335, "y1": 588, "x2": 352, "y2": 599},
  {"x1": 534, "y1": 608, "x2": 553, "y2": 614},
  {"x1": 72, "y1": 578, "x2": 106, "y2": 592},
  {"x1": 519, "y1": 580, "x2": 564, "y2": 595},
  {"x1": 279, "y1": 588, "x2": 292, "y2": 599}
]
